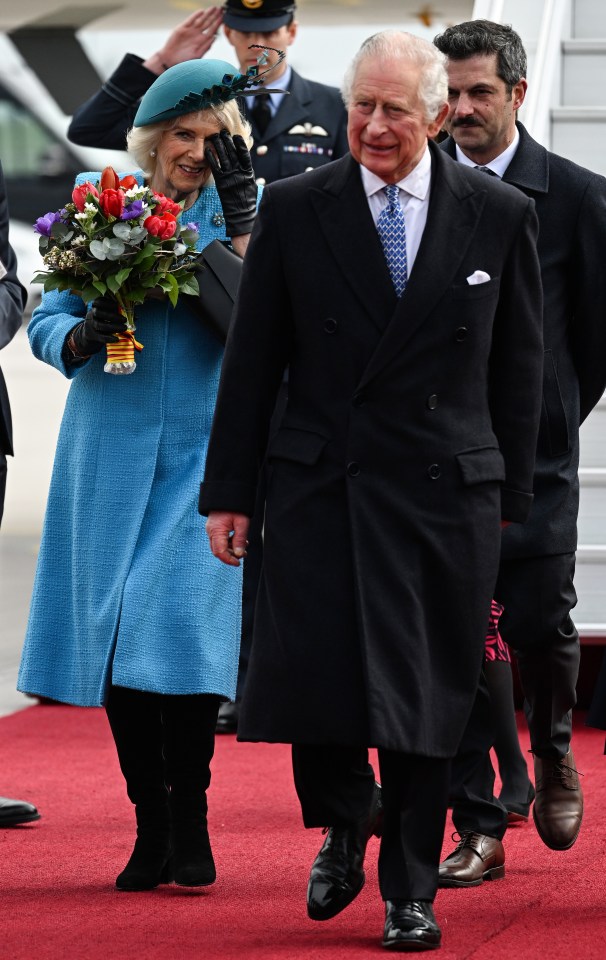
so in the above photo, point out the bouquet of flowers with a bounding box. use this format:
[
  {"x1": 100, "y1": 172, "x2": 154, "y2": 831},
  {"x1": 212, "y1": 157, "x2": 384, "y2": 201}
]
[{"x1": 32, "y1": 166, "x2": 201, "y2": 375}]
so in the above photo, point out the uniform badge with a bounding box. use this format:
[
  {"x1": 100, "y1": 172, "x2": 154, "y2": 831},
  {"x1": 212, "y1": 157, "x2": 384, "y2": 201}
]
[{"x1": 287, "y1": 123, "x2": 329, "y2": 137}]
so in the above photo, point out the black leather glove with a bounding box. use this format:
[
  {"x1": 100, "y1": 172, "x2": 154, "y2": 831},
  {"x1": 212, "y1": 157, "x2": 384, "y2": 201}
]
[
  {"x1": 205, "y1": 130, "x2": 257, "y2": 237},
  {"x1": 68, "y1": 296, "x2": 128, "y2": 358}
]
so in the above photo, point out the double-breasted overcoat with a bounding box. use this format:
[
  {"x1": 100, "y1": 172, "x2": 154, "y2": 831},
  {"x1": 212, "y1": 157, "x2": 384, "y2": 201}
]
[{"x1": 199, "y1": 143, "x2": 544, "y2": 757}]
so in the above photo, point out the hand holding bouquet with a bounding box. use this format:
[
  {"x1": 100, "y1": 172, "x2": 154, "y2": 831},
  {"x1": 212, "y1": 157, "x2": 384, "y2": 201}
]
[{"x1": 33, "y1": 167, "x2": 200, "y2": 374}]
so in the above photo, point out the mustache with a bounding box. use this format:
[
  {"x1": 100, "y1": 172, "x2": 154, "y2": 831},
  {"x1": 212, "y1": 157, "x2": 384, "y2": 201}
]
[{"x1": 452, "y1": 118, "x2": 482, "y2": 128}]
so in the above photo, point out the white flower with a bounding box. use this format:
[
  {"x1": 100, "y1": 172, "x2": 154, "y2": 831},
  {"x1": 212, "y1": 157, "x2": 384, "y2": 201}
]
[
  {"x1": 84, "y1": 202, "x2": 97, "y2": 212},
  {"x1": 75, "y1": 211, "x2": 88, "y2": 221}
]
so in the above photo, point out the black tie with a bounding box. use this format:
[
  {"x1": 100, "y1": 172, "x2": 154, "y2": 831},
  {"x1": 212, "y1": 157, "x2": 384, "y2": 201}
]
[
  {"x1": 475, "y1": 165, "x2": 498, "y2": 177},
  {"x1": 251, "y1": 93, "x2": 271, "y2": 135}
]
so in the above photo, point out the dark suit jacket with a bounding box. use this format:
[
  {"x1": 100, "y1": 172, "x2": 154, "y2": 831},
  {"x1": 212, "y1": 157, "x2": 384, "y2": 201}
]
[
  {"x1": 199, "y1": 143, "x2": 544, "y2": 756},
  {"x1": 67, "y1": 55, "x2": 349, "y2": 183},
  {"x1": 0, "y1": 161, "x2": 28, "y2": 460},
  {"x1": 441, "y1": 123, "x2": 606, "y2": 558}
]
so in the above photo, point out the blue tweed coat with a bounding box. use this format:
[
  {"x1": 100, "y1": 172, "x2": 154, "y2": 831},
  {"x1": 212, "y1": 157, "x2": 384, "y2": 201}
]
[{"x1": 18, "y1": 177, "x2": 243, "y2": 706}]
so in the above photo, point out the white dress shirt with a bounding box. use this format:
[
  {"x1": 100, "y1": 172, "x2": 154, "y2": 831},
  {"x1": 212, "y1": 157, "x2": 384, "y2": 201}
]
[
  {"x1": 454, "y1": 126, "x2": 520, "y2": 178},
  {"x1": 360, "y1": 144, "x2": 432, "y2": 276}
]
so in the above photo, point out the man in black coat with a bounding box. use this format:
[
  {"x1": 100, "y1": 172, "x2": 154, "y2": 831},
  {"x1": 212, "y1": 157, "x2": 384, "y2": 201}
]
[
  {"x1": 433, "y1": 20, "x2": 606, "y2": 886},
  {"x1": 199, "y1": 30, "x2": 543, "y2": 951},
  {"x1": 0, "y1": 160, "x2": 41, "y2": 828},
  {"x1": 67, "y1": 1, "x2": 349, "y2": 186}
]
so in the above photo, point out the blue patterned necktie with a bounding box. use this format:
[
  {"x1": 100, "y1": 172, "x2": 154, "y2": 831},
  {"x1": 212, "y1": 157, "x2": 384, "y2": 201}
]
[{"x1": 376, "y1": 184, "x2": 407, "y2": 297}]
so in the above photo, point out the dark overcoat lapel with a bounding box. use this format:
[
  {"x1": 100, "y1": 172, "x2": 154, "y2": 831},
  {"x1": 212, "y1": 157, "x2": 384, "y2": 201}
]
[
  {"x1": 309, "y1": 144, "x2": 491, "y2": 390},
  {"x1": 308, "y1": 155, "x2": 397, "y2": 333}
]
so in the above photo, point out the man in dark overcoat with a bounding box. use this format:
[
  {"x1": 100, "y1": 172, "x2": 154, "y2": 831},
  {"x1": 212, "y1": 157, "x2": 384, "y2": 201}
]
[
  {"x1": 0, "y1": 159, "x2": 41, "y2": 828},
  {"x1": 200, "y1": 30, "x2": 544, "y2": 952},
  {"x1": 433, "y1": 20, "x2": 606, "y2": 887}
]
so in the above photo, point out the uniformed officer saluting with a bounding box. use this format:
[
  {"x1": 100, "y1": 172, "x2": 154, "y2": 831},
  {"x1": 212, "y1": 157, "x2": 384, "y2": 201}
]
[{"x1": 67, "y1": 0, "x2": 349, "y2": 185}]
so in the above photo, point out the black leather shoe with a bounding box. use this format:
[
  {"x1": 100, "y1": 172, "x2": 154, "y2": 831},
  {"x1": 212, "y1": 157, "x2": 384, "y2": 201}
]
[
  {"x1": 215, "y1": 701, "x2": 239, "y2": 734},
  {"x1": 0, "y1": 796, "x2": 41, "y2": 827},
  {"x1": 383, "y1": 900, "x2": 441, "y2": 951},
  {"x1": 307, "y1": 782, "x2": 383, "y2": 921}
]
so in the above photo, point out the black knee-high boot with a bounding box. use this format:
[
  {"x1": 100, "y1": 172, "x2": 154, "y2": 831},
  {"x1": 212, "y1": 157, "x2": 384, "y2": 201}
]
[
  {"x1": 106, "y1": 686, "x2": 172, "y2": 891},
  {"x1": 484, "y1": 660, "x2": 535, "y2": 817},
  {"x1": 161, "y1": 694, "x2": 220, "y2": 887}
]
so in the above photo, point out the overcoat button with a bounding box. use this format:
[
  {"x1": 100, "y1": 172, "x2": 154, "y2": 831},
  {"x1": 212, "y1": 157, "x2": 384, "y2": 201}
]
[
  {"x1": 428, "y1": 464, "x2": 441, "y2": 480},
  {"x1": 256, "y1": 145, "x2": 268, "y2": 155},
  {"x1": 427, "y1": 394, "x2": 438, "y2": 410},
  {"x1": 256, "y1": 177, "x2": 267, "y2": 185},
  {"x1": 455, "y1": 326, "x2": 468, "y2": 341},
  {"x1": 347, "y1": 462, "x2": 361, "y2": 477},
  {"x1": 324, "y1": 318, "x2": 338, "y2": 334}
]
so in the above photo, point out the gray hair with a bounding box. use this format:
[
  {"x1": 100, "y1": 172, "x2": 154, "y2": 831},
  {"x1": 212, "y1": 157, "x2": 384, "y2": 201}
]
[
  {"x1": 433, "y1": 20, "x2": 527, "y2": 93},
  {"x1": 341, "y1": 30, "x2": 448, "y2": 121},
  {"x1": 126, "y1": 99, "x2": 253, "y2": 179}
]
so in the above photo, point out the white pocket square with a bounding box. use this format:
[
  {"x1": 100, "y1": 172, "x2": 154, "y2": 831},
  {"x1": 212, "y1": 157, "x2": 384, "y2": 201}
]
[{"x1": 466, "y1": 270, "x2": 491, "y2": 285}]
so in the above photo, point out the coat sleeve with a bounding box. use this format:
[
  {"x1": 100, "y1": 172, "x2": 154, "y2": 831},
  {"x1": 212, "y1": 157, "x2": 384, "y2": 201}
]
[
  {"x1": 489, "y1": 196, "x2": 544, "y2": 523},
  {"x1": 67, "y1": 54, "x2": 154, "y2": 150},
  {"x1": 567, "y1": 172, "x2": 606, "y2": 423},
  {"x1": 0, "y1": 163, "x2": 27, "y2": 351},
  {"x1": 28, "y1": 288, "x2": 88, "y2": 380},
  {"x1": 199, "y1": 187, "x2": 292, "y2": 517}
]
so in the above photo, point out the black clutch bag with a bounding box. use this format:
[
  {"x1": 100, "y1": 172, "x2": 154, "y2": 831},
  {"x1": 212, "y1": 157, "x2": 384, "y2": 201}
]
[{"x1": 193, "y1": 239, "x2": 243, "y2": 344}]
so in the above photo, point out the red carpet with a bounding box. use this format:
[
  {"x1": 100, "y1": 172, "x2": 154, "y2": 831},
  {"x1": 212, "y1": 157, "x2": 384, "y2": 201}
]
[{"x1": 1, "y1": 705, "x2": 606, "y2": 959}]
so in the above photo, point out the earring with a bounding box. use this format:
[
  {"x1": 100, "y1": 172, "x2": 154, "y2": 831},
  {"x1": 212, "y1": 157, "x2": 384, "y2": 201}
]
[{"x1": 150, "y1": 149, "x2": 156, "y2": 158}]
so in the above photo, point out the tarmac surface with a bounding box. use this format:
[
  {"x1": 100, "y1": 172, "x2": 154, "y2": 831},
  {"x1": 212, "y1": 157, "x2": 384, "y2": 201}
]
[{"x1": 0, "y1": 534, "x2": 38, "y2": 717}]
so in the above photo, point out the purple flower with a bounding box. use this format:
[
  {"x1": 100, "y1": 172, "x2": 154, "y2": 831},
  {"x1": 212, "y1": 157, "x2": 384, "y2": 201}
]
[
  {"x1": 184, "y1": 221, "x2": 199, "y2": 233},
  {"x1": 34, "y1": 211, "x2": 63, "y2": 236},
  {"x1": 121, "y1": 199, "x2": 145, "y2": 220}
]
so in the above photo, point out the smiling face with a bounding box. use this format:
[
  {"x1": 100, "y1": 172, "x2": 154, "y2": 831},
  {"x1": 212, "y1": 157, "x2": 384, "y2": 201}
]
[
  {"x1": 223, "y1": 22, "x2": 297, "y2": 77},
  {"x1": 444, "y1": 53, "x2": 526, "y2": 164},
  {"x1": 151, "y1": 112, "x2": 221, "y2": 206},
  {"x1": 347, "y1": 55, "x2": 447, "y2": 184}
]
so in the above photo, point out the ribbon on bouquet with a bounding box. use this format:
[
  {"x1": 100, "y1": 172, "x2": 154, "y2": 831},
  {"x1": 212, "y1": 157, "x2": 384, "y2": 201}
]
[{"x1": 106, "y1": 330, "x2": 144, "y2": 368}]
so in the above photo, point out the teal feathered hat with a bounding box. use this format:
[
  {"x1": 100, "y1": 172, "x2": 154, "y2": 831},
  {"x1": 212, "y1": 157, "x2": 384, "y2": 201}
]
[{"x1": 134, "y1": 52, "x2": 285, "y2": 127}]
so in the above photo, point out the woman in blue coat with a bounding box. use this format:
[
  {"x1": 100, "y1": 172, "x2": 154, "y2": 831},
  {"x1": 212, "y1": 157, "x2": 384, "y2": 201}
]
[{"x1": 18, "y1": 59, "x2": 262, "y2": 892}]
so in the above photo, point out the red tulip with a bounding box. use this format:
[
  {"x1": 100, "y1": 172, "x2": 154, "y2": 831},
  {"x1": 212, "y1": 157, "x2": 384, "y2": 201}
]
[
  {"x1": 72, "y1": 181, "x2": 99, "y2": 212},
  {"x1": 153, "y1": 193, "x2": 182, "y2": 217},
  {"x1": 99, "y1": 188, "x2": 125, "y2": 219},
  {"x1": 100, "y1": 166, "x2": 120, "y2": 191},
  {"x1": 144, "y1": 212, "x2": 177, "y2": 240},
  {"x1": 120, "y1": 175, "x2": 138, "y2": 190}
]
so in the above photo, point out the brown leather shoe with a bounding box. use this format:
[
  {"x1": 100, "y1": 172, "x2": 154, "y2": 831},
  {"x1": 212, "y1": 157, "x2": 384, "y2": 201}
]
[
  {"x1": 438, "y1": 833, "x2": 505, "y2": 887},
  {"x1": 533, "y1": 749, "x2": 583, "y2": 850}
]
